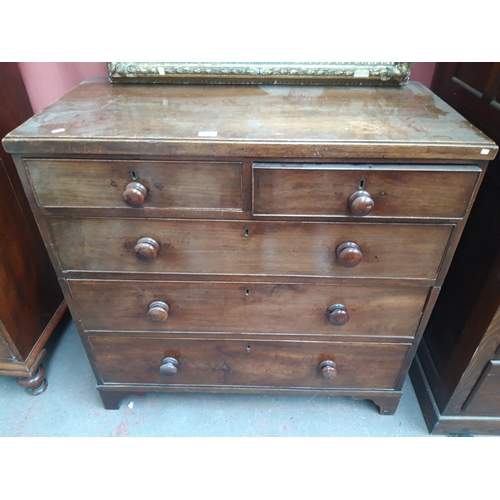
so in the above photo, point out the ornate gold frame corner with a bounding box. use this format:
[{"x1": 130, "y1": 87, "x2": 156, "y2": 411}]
[{"x1": 107, "y1": 62, "x2": 411, "y2": 86}]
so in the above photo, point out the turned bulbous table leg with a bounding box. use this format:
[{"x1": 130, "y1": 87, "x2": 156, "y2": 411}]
[{"x1": 16, "y1": 364, "x2": 48, "y2": 395}]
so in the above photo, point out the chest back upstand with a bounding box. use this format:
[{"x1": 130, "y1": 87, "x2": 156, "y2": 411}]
[{"x1": 3, "y1": 80, "x2": 497, "y2": 413}]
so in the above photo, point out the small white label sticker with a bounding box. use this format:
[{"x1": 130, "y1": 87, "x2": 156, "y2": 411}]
[
  {"x1": 127, "y1": 400, "x2": 134, "y2": 409},
  {"x1": 481, "y1": 149, "x2": 490, "y2": 155},
  {"x1": 198, "y1": 130, "x2": 218, "y2": 137},
  {"x1": 354, "y1": 69, "x2": 370, "y2": 78},
  {"x1": 51, "y1": 128, "x2": 65, "y2": 134},
  {"x1": 158, "y1": 67, "x2": 165, "y2": 75}
]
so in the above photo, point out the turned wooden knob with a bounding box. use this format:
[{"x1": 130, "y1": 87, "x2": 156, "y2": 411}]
[
  {"x1": 327, "y1": 304, "x2": 349, "y2": 326},
  {"x1": 349, "y1": 190, "x2": 374, "y2": 216},
  {"x1": 148, "y1": 301, "x2": 169, "y2": 323},
  {"x1": 159, "y1": 357, "x2": 179, "y2": 377},
  {"x1": 123, "y1": 182, "x2": 148, "y2": 207},
  {"x1": 319, "y1": 360, "x2": 338, "y2": 380},
  {"x1": 336, "y1": 242, "x2": 362, "y2": 268},
  {"x1": 134, "y1": 237, "x2": 160, "y2": 262}
]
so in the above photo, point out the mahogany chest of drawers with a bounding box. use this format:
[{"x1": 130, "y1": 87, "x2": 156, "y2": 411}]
[{"x1": 3, "y1": 80, "x2": 497, "y2": 413}]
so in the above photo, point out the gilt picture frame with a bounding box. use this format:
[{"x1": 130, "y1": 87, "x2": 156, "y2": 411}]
[{"x1": 107, "y1": 62, "x2": 411, "y2": 86}]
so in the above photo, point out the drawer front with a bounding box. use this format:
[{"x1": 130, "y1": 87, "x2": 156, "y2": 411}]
[
  {"x1": 49, "y1": 218, "x2": 453, "y2": 279},
  {"x1": 90, "y1": 336, "x2": 410, "y2": 389},
  {"x1": 253, "y1": 163, "x2": 480, "y2": 218},
  {"x1": 25, "y1": 159, "x2": 243, "y2": 211},
  {"x1": 70, "y1": 280, "x2": 429, "y2": 337},
  {"x1": 463, "y1": 361, "x2": 500, "y2": 417}
]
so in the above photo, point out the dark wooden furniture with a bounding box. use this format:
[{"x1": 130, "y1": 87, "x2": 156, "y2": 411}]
[
  {"x1": 3, "y1": 80, "x2": 496, "y2": 411},
  {"x1": 410, "y1": 62, "x2": 500, "y2": 434},
  {"x1": 0, "y1": 63, "x2": 65, "y2": 394}
]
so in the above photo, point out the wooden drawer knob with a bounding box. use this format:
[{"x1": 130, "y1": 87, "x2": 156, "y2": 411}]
[
  {"x1": 336, "y1": 242, "x2": 362, "y2": 268},
  {"x1": 327, "y1": 304, "x2": 349, "y2": 326},
  {"x1": 148, "y1": 301, "x2": 169, "y2": 323},
  {"x1": 319, "y1": 360, "x2": 337, "y2": 380},
  {"x1": 134, "y1": 237, "x2": 160, "y2": 262},
  {"x1": 159, "y1": 357, "x2": 179, "y2": 378},
  {"x1": 123, "y1": 182, "x2": 148, "y2": 207},
  {"x1": 349, "y1": 190, "x2": 374, "y2": 216}
]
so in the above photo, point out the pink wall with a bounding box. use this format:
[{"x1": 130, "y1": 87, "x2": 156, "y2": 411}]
[
  {"x1": 18, "y1": 62, "x2": 436, "y2": 114},
  {"x1": 18, "y1": 62, "x2": 108, "y2": 114},
  {"x1": 409, "y1": 62, "x2": 436, "y2": 88}
]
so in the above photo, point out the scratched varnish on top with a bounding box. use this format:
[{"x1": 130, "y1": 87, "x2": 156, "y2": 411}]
[{"x1": 3, "y1": 79, "x2": 497, "y2": 160}]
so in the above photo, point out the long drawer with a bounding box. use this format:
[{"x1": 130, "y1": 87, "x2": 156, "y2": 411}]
[
  {"x1": 48, "y1": 218, "x2": 453, "y2": 279},
  {"x1": 89, "y1": 336, "x2": 410, "y2": 389},
  {"x1": 253, "y1": 163, "x2": 480, "y2": 218},
  {"x1": 70, "y1": 280, "x2": 429, "y2": 337},
  {"x1": 25, "y1": 159, "x2": 244, "y2": 211}
]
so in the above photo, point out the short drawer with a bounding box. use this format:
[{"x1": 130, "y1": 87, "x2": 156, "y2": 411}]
[
  {"x1": 463, "y1": 361, "x2": 500, "y2": 417},
  {"x1": 253, "y1": 163, "x2": 480, "y2": 218},
  {"x1": 48, "y1": 218, "x2": 453, "y2": 280},
  {"x1": 69, "y1": 280, "x2": 429, "y2": 337},
  {"x1": 25, "y1": 159, "x2": 243, "y2": 211},
  {"x1": 89, "y1": 336, "x2": 410, "y2": 390}
]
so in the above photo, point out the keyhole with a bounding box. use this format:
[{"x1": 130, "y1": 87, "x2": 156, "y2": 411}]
[
  {"x1": 358, "y1": 179, "x2": 366, "y2": 189},
  {"x1": 246, "y1": 345, "x2": 251, "y2": 352},
  {"x1": 245, "y1": 289, "x2": 250, "y2": 296},
  {"x1": 130, "y1": 170, "x2": 138, "y2": 180},
  {"x1": 244, "y1": 229, "x2": 250, "y2": 237}
]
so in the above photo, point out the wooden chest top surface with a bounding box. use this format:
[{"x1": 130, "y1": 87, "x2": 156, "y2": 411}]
[{"x1": 3, "y1": 80, "x2": 497, "y2": 161}]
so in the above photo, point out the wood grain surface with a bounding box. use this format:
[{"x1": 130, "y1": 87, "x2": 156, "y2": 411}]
[
  {"x1": 69, "y1": 279, "x2": 430, "y2": 337},
  {"x1": 253, "y1": 163, "x2": 480, "y2": 218},
  {"x1": 48, "y1": 218, "x2": 453, "y2": 279},
  {"x1": 3, "y1": 81, "x2": 497, "y2": 160},
  {"x1": 462, "y1": 361, "x2": 500, "y2": 416},
  {"x1": 0, "y1": 64, "x2": 64, "y2": 366},
  {"x1": 90, "y1": 336, "x2": 410, "y2": 389},
  {"x1": 26, "y1": 159, "x2": 243, "y2": 210}
]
